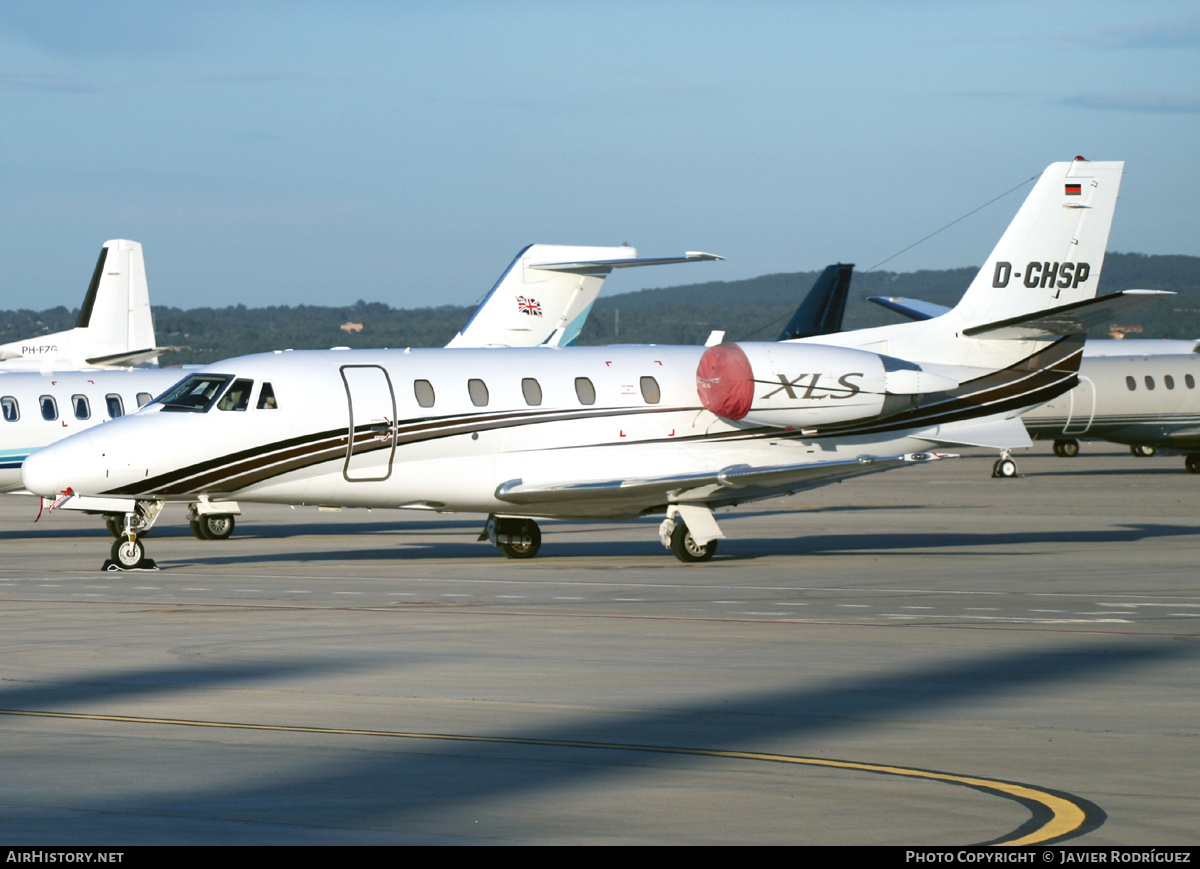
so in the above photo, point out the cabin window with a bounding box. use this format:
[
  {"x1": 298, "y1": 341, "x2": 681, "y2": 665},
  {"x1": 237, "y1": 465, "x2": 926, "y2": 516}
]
[
  {"x1": 640, "y1": 376, "x2": 661, "y2": 404},
  {"x1": 521, "y1": 378, "x2": 542, "y2": 406},
  {"x1": 575, "y1": 377, "x2": 596, "y2": 406},
  {"x1": 414, "y1": 380, "x2": 435, "y2": 408},
  {"x1": 468, "y1": 378, "x2": 489, "y2": 407},
  {"x1": 217, "y1": 378, "x2": 254, "y2": 412},
  {"x1": 136, "y1": 392, "x2": 153, "y2": 407},
  {"x1": 1145, "y1": 376, "x2": 1156, "y2": 391},
  {"x1": 158, "y1": 374, "x2": 234, "y2": 413},
  {"x1": 72, "y1": 394, "x2": 90, "y2": 420},
  {"x1": 257, "y1": 382, "x2": 278, "y2": 409},
  {"x1": 106, "y1": 394, "x2": 124, "y2": 418},
  {"x1": 40, "y1": 396, "x2": 58, "y2": 421},
  {"x1": 1, "y1": 397, "x2": 17, "y2": 422},
  {"x1": 1165, "y1": 375, "x2": 1176, "y2": 390},
  {"x1": 1125, "y1": 376, "x2": 1136, "y2": 391},
  {"x1": 1188, "y1": 375, "x2": 1196, "y2": 390}
]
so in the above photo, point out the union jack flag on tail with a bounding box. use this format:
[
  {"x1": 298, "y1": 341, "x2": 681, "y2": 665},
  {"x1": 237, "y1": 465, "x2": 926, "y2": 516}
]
[{"x1": 517, "y1": 295, "x2": 543, "y2": 316}]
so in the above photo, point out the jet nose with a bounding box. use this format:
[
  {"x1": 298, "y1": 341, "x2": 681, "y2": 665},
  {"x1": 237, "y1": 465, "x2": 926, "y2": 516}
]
[{"x1": 22, "y1": 433, "x2": 97, "y2": 497}]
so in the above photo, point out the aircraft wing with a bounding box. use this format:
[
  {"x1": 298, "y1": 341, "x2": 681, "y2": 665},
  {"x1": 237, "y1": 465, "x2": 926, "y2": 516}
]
[
  {"x1": 495, "y1": 451, "x2": 952, "y2": 512},
  {"x1": 962, "y1": 290, "x2": 1171, "y2": 340}
]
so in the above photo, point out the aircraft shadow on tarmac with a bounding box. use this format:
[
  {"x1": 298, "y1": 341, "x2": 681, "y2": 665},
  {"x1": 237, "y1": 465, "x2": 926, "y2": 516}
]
[
  {"x1": 0, "y1": 641, "x2": 1189, "y2": 844},
  {"x1": 164, "y1": 520, "x2": 1199, "y2": 566}
]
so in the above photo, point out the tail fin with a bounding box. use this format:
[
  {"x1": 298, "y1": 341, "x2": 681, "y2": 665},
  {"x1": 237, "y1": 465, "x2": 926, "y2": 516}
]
[
  {"x1": 446, "y1": 244, "x2": 721, "y2": 348},
  {"x1": 78, "y1": 239, "x2": 159, "y2": 366},
  {"x1": 952, "y1": 159, "x2": 1123, "y2": 327},
  {"x1": 777, "y1": 263, "x2": 853, "y2": 340},
  {"x1": 0, "y1": 239, "x2": 161, "y2": 370}
]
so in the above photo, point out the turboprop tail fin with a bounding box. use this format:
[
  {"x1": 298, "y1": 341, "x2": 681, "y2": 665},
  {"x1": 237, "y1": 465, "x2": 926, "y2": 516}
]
[{"x1": 0, "y1": 239, "x2": 162, "y2": 370}]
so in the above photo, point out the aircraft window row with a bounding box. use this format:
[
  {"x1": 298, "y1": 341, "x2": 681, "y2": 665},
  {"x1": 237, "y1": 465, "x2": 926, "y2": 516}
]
[
  {"x1": 407, "y1": 375, "x2": 656, "y2": 409},
  {"x1": 1, "y1": 392, "x2": 154, "y2": 423},
  {"x1": 1125, "y1": 373, "x2": 1197, "y2": 391}
]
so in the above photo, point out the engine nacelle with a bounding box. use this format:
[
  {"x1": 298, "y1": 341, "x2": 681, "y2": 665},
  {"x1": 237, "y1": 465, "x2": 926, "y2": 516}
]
[{"x1": 696, "y1": 342, "x2": 957, "y2": 430}]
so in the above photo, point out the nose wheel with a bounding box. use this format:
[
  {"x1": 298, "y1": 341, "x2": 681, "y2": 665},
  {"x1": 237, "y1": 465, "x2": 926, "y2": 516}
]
[{"x1": 109, "y1": 537, "x2": 146, "y2": 570}]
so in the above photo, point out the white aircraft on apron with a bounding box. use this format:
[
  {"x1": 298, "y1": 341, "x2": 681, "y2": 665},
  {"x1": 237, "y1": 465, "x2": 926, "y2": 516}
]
[{"x1": 25, "y1": 160, "x2": 1161, "y2": 569}]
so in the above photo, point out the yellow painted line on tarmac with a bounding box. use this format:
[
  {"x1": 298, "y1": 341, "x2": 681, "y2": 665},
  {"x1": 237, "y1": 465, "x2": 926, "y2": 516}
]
[{"x1": 0, "y1": 708, "x2": 1091, "y2": 845}]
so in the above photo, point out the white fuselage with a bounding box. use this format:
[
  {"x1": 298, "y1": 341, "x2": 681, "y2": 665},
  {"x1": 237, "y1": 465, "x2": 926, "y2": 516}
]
[
  {"x1": 21, "y1": 345, "x2": 987, "y2": 519},
  {"x1": 1024, "y1": 354, "x2": 1200, "y2": 450},
  {"x1": 0, "y1": 369, "x2": 183, "y2": 492}
]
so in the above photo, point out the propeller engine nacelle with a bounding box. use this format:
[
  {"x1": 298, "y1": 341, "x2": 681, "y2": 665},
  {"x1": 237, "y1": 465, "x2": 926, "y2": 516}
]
[{"x1": 696, "y1": 342, "x2": 958, "y2": 430}]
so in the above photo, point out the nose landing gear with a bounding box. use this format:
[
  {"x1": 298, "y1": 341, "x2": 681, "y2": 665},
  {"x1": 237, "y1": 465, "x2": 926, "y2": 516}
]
[{"x1": 102, "y1": 502, "x2": 163, "y2": 571}]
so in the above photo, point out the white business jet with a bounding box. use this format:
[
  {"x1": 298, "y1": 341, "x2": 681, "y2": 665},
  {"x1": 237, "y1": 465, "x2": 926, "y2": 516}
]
[
  {"x1": 26, "y1": 160, "x2": 1159, "y2": 569},
  {"x1": 3, "y1": 244, "x2": 719, "y2": 539}
]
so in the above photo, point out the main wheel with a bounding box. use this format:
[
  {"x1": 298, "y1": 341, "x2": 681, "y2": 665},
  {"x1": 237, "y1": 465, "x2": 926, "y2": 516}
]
[
  {"x1": 110, "y1": 537, "x2": 145, "y2": 570},
  {"x1": 670, "y1": 523, "x2": 717, "y2": 563},
  {"x1": 1186, "y1": 454, "x2": 1200, "y2": 475},
  {"x1": 1054, "y1": 439, "x2": 1080, "y2": 458},
  {"x1": 496, "y1": 520, "x2": 541, "y2": 559},
  {"x1": 201, "y1": 514, "x2": 235, "y2": 540},
  {"x1": 1131, "y1": 445, "x2": 1157, "y2": 458},
  {"x1": 992, "y1": 458, "x2": 1017, "y2": 478},
  {"x1": 190, "y1": 516, "x2": 210, "y2": 540}
]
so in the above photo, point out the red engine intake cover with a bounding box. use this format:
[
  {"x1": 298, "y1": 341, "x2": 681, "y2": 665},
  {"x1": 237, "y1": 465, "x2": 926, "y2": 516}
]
[{"x1": 696, "y1": 342, "x2": 754, "y2": 420}]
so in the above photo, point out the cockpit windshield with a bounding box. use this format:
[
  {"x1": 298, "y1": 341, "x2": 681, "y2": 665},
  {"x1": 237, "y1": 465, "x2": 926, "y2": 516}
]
[{"x1": 156, "y1": 374, "x2": 234, "y2": 412}]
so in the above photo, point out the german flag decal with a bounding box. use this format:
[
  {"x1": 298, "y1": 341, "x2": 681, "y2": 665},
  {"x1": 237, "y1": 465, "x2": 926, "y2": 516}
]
[{"x1": 1065, "y1": 183, "x2": 1082, "y2": 195}]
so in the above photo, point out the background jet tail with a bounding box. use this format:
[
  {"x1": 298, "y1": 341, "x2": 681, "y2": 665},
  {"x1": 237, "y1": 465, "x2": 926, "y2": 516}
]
[
  {"x1": 777, "y1": 263, "x2": 853, "y2": 340},
  {"x1": 446, "y1": 244, "x2": 721, "y2": 348},
  {"x1": 951, "y1": 159, "x2": 1124, "y2": 328}
]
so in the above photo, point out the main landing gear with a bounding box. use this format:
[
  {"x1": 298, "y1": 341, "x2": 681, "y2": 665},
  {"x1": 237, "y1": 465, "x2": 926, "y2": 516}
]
[
  {"x1": 1130, "y1": 444, "x2": 1157, "y2": 458},
  {"x1": 481, "y1": 515, "x2": 542, "y2": 559},
  {"x1": 1053, "y1": 438, "x2": 1080, "y2": 458},
  {"x1": 991, "y1": 449, "x2": 1018, "y2": 479},
  {"x1": 1186, "y1": 454, "x2": 1200, "y2": 475},
  {"x1": 188, "y1": 504, "x2": 236, "y2": 540},
  {"x1": 480, "y1": 505, "x2": 725, "y2": 564}
]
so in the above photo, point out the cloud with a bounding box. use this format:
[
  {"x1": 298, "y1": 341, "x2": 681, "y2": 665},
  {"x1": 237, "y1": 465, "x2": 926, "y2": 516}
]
[
  {"x1": 1058, "y1": 15, "x2": 1200, "y2": 50},
  {"x1": 0, "y1": 72, "x2": 101, "y2": 94},
  {"x1": 1064, "y1": 91, "x2": 1200, "y2": 114}
]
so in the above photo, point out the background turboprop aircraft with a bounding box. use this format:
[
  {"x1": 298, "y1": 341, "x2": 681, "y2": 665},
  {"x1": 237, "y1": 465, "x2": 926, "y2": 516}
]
[
  {"x1": 3, "y1": 243, "x2": 721, "y2": 540},
  {"x1": 0, "y1": 240, "x2": 163, "y2": 370},
  {"x1": 23, "y1": 159, "x2": 1165, "y2": 570}
]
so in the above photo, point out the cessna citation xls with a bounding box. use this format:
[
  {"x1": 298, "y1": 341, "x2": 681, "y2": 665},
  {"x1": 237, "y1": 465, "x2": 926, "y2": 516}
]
[
  {"x1": 4, "y1": 244, "x2": 719, "y2": 541},
  {"x1": 25, "y1": 159, "x2": 1161, "y2": 568}
]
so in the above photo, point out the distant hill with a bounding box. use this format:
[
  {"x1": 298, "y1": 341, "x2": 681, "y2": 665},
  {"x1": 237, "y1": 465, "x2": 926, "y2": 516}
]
[{"x1": 1, "y1": 252, "x2": 1197, "y2": 365}]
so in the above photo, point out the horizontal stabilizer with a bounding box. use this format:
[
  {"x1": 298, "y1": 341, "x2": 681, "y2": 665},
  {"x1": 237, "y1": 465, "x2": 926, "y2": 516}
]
[
  {"x1": 911, "y1": 414, "x2": 1032, "y2": 450},
  {"x1": 530, "y1": 251, "x2": 723, "y2": 274},
  {"x1": 868, "y1": 296, "x2": 950, "y2": 322},
  {"x1": 85, "y1": 347, "x2": 168, "y2": 367},
  {"x1": 495, "y1": 452, "x2": 953, "y2": 508},
  {"x1": 962, "y1": 290, "x2": 1171, "y2": 340}
]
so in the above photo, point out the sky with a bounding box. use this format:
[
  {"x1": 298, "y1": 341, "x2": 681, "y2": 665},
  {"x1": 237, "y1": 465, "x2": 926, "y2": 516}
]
[{"x1": 0, "y1": 1, "x2": 1197, "y2": 312}]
